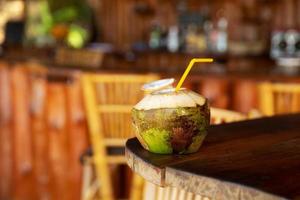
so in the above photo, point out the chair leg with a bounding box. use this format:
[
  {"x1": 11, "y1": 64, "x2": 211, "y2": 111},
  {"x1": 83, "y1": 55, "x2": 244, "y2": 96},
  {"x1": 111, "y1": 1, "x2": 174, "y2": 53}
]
[
  {"x1": 93, "y1": 156, "x2": 114, "y2": 200},
  {"x1": 129, "y1": 174, "x2": 145, "y2": 200},
  {"x1": 81, "y1": 163, "x2": 103, "y2": 200},
  {"x1": 81, "y1": 163, "x2": 93, "y2": 200},
  {"x1": 88, "y1": 181, "x2": 101, "y2": 200},
  {"x1": 82, "y1": 78, "x2": 114, "y2": 200}
]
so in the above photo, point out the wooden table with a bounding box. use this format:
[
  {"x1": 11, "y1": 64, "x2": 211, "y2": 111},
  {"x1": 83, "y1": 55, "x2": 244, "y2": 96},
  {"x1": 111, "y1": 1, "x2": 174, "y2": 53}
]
[{"x1": 126, "y1": 114, "x2": 300, "y2": 200}]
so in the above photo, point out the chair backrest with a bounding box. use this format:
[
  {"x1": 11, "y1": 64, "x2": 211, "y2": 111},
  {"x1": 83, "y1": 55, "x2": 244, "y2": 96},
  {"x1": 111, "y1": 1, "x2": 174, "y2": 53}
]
[
  {"x1": 258, "y1": 82, "x2": 300, "y2": 116},
  {"x1": 82, "y1": 73, "x2": 159, "y2": 144},
  {"x1": 82, "y1": 73, "x2": 159, "y2": 200},
  {"x1": 210, "y1": 107, "x2": 246, "y2": 124}
]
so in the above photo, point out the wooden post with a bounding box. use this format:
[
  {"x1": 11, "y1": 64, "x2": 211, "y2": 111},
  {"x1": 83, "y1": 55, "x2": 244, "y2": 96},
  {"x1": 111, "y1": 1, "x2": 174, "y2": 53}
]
[
  {"x1": 0, "y1": 64, "x2": 13, "y2": 200},
  {"x1": 11, "y1": 66, "x2": 35, "y2": 200},
  {"x1": 66, "y1": 76, "x2": 89, "y2": 200},
  {"x1": 47, "y1": 83, "x2": 69, "y2": 200},
  {"x1": 30, "y1": 71, "x2": 50, "y2": 200}
]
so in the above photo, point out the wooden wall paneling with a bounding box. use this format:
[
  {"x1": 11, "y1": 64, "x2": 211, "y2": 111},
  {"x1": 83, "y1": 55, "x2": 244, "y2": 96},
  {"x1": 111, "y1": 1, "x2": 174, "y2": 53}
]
[
  {"x1": 146, "y1": 53, "x2": 156, "y2": 71},
  {"x1": 100, "y1": 0, "x2": 112, "y2": 43},
  {"x1": 47, "y1": 82, "x2": 69, "y2": 200},
  {"x1": 11, "y1": 66, "x2": 35, "y2": 200},
  {"x1": 111, "y1": 0, "x2": 118, "y2": 45},
  {"x1": 0, "y1": 64, "x2": 13, "y2": 200},
  {"x1": 135, "y1": 0, "x2": 143, "y2": 45},
  {"x1": 125, "y1": 0, "x2": 136, "y2": 47},
  {"x1": 297, "y1": 0, "x2": 300, "y2": 29},
  {"x1": 158, "y1": 53, "x2": 167, "y2": 72},
  {"x1": 119, "y1": 0, "x2": 127, "y2": 48},
  {"x1": 242, "y1": 0, "x2": 257, "y2": 21},
  {"x1": 199, "y1": 78, "x2": 230, "y2": 109},
  {"x1": 121, "y1": 0, "x2": 128, "y2": 49},
  {"x1": 273, "y1": 0, "x2": 284, "y2": 29},
  {"x1": 115, "y1": 0, "x2": 120, "y2": 47},
  {"x1": 101, "y1": 0, "x2": 108, "y2": 43},
  {"x1": 101, "y1": 0, "x2": 109, "y2": 43},
  {"x1": 284, "y1": 0, "x2": 296, "y2": 28},
  {"x1": 102, "y1": 1, "x2": 114, "y2": 43},
  {"x1": 258, "y1": 1, "x2": 274, "y2": 44},
  {"x1": 99, "y1": 0, "x2": 105, "y2": 42},
  {"x1": 166, "y1": 2, "x2": 176, "y2": 26},
  {"x1": 127, "y1": 1, "x2": 134, "y2": 46},
  {"x1": 93, "y1": 0, "x2": 283, "y2": 54},
  {"x1": 110, "y1": 0, "x2": 116, "y2": 44},
  {"x1": 129, "y1": 1, "x2": 142, "y2": 47},
  {"x1": 30, "y1": 72, "x2": 51, "y2": 200},
  {"x1": 65, "y1": 77, "x2": 89, "y2": 200},
  {"x1": 163, "y1": 53, "x2": 172, "y2": 73},
  {"x1": 232, "y1": 79, "x2": 258, "y2": 113}
]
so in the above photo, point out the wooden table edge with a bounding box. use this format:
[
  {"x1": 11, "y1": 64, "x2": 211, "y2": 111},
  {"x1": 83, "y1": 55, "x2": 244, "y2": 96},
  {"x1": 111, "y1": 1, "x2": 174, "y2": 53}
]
[
  {"x1": 125, "y1": 146, "x2": 165, "y2": 186},
  {"x1": 125, "y1": 143, "x2": 286, "y2": 200},
  {"x1": 165, "y1": 167, "x2": 286, "y2": 200},
  {"x1": 125, "y1": 136, "x2": 290, "y2": 200},
  {"x1": 125, "y1": 142, "x2": 286, "y2": 199}
]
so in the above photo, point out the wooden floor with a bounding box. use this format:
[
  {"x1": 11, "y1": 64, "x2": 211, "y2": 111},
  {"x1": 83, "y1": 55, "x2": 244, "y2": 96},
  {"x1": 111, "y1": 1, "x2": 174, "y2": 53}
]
[{"x1": 0, "y1": 65, "x2": 89, "y2": 200}]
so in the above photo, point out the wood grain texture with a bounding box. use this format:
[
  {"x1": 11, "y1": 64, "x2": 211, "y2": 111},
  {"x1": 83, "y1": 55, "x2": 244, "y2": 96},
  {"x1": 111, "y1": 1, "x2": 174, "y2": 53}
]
[
  {"x1": 47, "y1": 83, "x2": 69, "y2": 200},
  {"x1": 66, "y1": 78, "x2": 89, "y2": 200},
  {"x1": 30, "y1": 72, "x2": 51, "y2": 200},
  {"x1": 126, "y1": 114, "x2": 300, "y2": 199},
  {"x1": 11, "y1": 66, "x2": 35, "y2": 200},
  {"x1": 93, "y1": 0, "x2": 286, "y2": 50},
  {"x1": 0, "y1": 64, "x2": 13, "y2": 200},
  {"x1": 258, "y1": 82, "x2": 300, "y2": 116},
  {"x1": 0, "y1": 62, "x2": 89, "y2": 200}
]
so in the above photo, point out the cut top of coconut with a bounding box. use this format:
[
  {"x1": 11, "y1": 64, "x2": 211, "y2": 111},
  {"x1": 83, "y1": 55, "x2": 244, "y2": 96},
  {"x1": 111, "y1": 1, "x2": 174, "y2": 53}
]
[
  {"x1": 134, "y1": 88, "x2": 206, "y2": 110},
  {"x1": 142, "y1": 78, "x2": 175, "y2": 93}
]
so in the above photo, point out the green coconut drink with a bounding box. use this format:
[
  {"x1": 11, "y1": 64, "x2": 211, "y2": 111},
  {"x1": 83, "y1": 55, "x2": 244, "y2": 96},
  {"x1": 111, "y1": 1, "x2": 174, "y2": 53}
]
[{"x1": 132, "y1": 79, "x2": 210, "y2": 154}]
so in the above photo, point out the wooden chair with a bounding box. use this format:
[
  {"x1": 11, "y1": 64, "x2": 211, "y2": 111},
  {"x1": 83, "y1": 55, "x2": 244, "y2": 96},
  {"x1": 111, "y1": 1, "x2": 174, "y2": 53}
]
[
  {"x1": 81, "y1": 73, "x2": 159, "y2": 200},
  {"x1": 258, "y1": 82, "x2": 300, "y2": 116}
]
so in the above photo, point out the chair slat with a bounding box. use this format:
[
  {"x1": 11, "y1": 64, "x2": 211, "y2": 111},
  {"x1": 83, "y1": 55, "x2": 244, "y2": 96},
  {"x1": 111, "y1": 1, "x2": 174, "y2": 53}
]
[
  {"x1": 82, "y1": 76, "x2": 114, "y2": 200},
  {"x1": 258, "y1": 82, "x2": 300, "y2": 115},
  {"x1": 98, "y1": 105, "x2": 132, "y2": 113}
]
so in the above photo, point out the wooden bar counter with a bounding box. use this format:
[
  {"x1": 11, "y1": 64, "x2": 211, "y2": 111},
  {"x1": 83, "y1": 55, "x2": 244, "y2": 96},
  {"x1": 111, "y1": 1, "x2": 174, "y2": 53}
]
[{"x1": 126, "y1": 114, "x2": 300, "y2": 200}]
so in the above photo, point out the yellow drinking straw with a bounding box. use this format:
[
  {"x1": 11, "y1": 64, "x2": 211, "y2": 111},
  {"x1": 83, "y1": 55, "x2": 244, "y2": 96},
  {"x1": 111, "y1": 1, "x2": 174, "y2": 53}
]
[{"x1": 175, "y1": 58, "x2": 214, "y2": 92}]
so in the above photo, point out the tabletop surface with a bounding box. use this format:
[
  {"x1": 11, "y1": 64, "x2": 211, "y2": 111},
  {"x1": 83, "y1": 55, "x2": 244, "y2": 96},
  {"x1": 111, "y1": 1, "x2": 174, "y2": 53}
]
[{"x1": 126, "y1": 113, "x2": 300, "y2": 199}]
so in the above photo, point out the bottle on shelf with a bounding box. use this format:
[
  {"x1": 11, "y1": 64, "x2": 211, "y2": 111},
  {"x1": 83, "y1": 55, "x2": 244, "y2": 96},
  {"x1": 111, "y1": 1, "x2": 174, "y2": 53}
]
[
  {"x1": 160, "y1": 26, "x2": 168, "y2": 51},
  {"x1": 167, "y1": 25, "x2": 179, "y2": 52},
  {"x1": 185, "y1": 24, "x2": 198, "y2": 54},
  {"x1": 149, "y1": 22, "x2": 162, "y2": 50},
  {"x1": 192, "y1": 25, "x2": 206, "y2": 53},
  {"x1": 204, "y1": 20, "x2": 213, "y2": 53},
  {"x1": 216, "y1": 17, "x2": 228, "y2": 53},
  {"x1": 205, "y1": 17, "x2": 228, "y2": 54}
]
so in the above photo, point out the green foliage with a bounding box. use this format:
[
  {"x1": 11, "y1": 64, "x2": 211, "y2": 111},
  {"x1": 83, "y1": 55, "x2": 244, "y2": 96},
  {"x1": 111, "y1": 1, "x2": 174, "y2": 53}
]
[
  {"x1": 47, "y1": 0, "x2": 92, "y2": 23},
  {"x1": 40, "y1": 1, "x2": 53, "y2": 34},
  {"x1": 52, "y1": 6, "x2": 78, "y2": 23},
  {"x1": 66, "y1": 24, "x2": 88, "y2": 48}
]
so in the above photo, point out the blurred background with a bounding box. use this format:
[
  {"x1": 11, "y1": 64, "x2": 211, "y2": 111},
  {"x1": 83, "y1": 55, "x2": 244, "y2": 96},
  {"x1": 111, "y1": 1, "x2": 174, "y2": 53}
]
[{"x1": 0, "y1": 0, "x2": 300, "y2": 199}]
